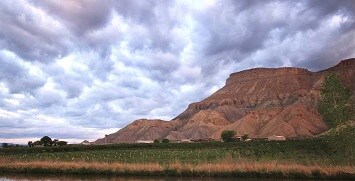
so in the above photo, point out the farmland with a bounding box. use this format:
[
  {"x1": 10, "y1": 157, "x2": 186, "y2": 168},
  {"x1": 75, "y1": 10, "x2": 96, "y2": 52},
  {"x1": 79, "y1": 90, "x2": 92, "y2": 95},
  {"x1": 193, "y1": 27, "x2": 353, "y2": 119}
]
[
  {"x1": 0, "y1": 139, "x2": 348, "y2": 164},
  {"x1": 0, "y1": 137, "x2": 354, "y2": 179}
]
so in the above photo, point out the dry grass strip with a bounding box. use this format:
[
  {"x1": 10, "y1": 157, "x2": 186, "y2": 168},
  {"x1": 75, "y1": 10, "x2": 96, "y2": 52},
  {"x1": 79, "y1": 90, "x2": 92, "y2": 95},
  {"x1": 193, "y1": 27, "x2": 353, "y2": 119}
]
[{"x1": 0, "y1": 159, "x2": 354, "y2": 179}]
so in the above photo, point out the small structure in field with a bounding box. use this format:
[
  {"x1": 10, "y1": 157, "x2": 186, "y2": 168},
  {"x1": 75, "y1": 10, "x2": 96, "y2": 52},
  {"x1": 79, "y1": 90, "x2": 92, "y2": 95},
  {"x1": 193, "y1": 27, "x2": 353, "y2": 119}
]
[
  {"x1": 81, "y1": 140, "x2": 91, "y2": 145},
  {"x1": 233, "y1": 136, "x2": 242, "y2": 141},
  {"x1": 169, "y1": 140, "x2": 181, "y2": 143},
  {"x1": 136, "y1": 140, "x2": 154, "y2": 144},
  {"x1": 180, "y1": 139, "x2": 192, "y2": 143},
  {"x1": 267, "y1": 135, "x2": 286, "y2": 141}
]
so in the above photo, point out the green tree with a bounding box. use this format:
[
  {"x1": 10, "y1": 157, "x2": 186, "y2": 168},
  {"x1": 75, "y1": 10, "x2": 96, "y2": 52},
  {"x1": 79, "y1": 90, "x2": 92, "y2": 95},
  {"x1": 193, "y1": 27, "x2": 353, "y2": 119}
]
[
  {"x1": 161, "y1": 138, "x2": 170, "y2": 143},
  {"x1": 241, "y1": 133, "x2": 249, "y2": 141},
  {"x1": 318, "y1": 73, "x2": 352, "y2": 127},
  {"x1": 27, "y1": 141, "x2": 33, "y2": 147},
  {"x1": 221, "y1": 130, "x2": 236, "y2": 142},
  {"x1": 154, "y1": 139, "x2": 160, "y2": 143},
  {"x1": 40, "y1": 136, "x2": 53, "y2": 146}
]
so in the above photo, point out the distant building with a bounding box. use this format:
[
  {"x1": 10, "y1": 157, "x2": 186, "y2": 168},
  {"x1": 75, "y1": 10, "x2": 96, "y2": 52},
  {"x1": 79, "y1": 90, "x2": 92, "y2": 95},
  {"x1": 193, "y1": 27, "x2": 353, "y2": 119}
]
[
  {"x1": 136, "y1": 140, "x2": 154, "y2": 144},
  {"x1": 180, "y1": 139, "x2": 192, "y2": 143},
  {"x1": 230, "y1": 136, "x2": 242, "y2": 141},
  {"x1": 32, "y1": 141, "x2": 44, "y2": 147},
  {"x1": 81, "y1": 140, "x2": 91, "y2": 145},
  {"x1": 267, "y1": 135, "x2": 286, "y2": 141},
  {"x1": 169, "y1": 140, "x2": 181, "y2": 143}
]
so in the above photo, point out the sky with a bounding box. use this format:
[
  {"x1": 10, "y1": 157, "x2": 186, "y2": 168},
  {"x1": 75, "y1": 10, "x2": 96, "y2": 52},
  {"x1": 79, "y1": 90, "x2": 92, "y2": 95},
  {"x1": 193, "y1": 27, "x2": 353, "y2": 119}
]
[{"x1": 0, "y1": 0, "x2": 355, "y2": 144}]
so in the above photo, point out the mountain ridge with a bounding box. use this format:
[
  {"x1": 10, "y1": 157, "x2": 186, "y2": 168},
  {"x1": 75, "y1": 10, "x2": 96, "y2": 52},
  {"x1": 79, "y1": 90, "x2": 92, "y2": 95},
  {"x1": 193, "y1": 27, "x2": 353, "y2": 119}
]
[{"x1": 94, "y1": 58, "x2": 355, "y2": 144}]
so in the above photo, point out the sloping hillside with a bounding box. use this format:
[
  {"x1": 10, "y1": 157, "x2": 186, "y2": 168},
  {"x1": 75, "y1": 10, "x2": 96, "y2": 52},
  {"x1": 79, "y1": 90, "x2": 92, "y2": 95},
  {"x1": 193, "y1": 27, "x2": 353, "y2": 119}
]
[{"x1": 95, "y1": 58, "x2": 355, "y2": 143}]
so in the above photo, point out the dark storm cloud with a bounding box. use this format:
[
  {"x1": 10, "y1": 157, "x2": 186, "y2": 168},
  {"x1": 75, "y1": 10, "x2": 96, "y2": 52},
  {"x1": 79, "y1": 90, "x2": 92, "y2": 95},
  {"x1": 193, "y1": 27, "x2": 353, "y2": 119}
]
[
  {"x1": 305, "y1": 0, "x2": 355, "y2": 17},
  {"x1": 114, "y1": 0, "x2": 180, "y2": 53},
  {"x1": 1, "y1": 0, "x2": 354, "y2": 143},
  {"x1": 200, "y1": 1, "x2": 273, "y2": 56},
  {"x1": 31, "y1": 0, "x2": 114, "y2": 34},
  {"x1": 0, "y1": 1, "x2": 71, "y2": 62},
  {"x1": 114, "y1": 1, "x2": 157, "y2": 25},
  {"x1": 199, "y1": 0, "x2": 354, "y2": 71}
]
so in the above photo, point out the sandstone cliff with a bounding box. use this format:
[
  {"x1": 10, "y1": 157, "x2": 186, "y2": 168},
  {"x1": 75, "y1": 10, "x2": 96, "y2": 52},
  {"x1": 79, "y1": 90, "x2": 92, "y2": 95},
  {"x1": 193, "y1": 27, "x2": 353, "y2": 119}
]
[{"x1": 95, "y1": 58, "x2": 355, "y2": 143}]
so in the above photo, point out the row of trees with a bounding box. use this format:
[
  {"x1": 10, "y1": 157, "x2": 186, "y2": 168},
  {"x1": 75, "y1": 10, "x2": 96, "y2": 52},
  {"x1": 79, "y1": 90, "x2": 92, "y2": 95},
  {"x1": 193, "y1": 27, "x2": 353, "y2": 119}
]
[{"x1": 28, "y1": 136, "x2": 67, "y2": 147}]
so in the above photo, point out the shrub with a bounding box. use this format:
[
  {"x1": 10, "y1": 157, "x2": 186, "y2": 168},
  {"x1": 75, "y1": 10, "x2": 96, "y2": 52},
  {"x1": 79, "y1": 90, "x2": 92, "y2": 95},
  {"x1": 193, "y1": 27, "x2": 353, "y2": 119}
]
[
  {"x1": 221, "y1": 130, "x2": 236, "y2": 142},
  {"x1": 161, "y1": 139, "x2": 170, "y2": 143},
  {"x1": 241, "y1": 134, "x2": 249, "y2": 141},
  {"x1": 154, "y1": 139, "x2": 160, "y2": 143}
]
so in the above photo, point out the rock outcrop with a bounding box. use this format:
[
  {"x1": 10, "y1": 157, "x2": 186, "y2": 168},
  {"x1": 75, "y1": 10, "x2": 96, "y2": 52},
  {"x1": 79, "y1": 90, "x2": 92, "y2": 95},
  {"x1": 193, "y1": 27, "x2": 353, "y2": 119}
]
[
  {"x1": 95, "y1": 58, "x2": 355, "y2": 143},
  {"x1": 94, "y1": 119, "x2": 178, "y2": 144}
]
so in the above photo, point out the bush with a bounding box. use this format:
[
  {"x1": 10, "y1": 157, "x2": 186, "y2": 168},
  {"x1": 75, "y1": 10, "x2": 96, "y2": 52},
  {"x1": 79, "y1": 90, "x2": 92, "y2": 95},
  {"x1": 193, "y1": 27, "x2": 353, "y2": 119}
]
[
  {"x1": 154, "y1": 139, "x2": 160, "y2": 143},
  {"x1": 161, "y1": 139, "x2": 170, "y2": 143},
  {"x1": 241, "y1": 134, "x2": 249, "y2": 141},
  {"x1": 221, "y1": 130, "x2": 236, "y2": 142}
]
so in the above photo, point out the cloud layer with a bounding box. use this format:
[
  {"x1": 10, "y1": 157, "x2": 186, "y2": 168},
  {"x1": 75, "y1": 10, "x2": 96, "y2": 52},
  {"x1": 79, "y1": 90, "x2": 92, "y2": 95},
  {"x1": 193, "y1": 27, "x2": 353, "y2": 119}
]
[{"x1": 1, "y1": 0, "x2": 354, "y2": 143}]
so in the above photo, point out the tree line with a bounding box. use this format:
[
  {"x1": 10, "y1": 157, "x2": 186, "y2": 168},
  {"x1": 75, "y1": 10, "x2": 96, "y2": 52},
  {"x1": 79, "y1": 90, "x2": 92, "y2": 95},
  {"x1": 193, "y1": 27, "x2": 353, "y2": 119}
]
[{"x1": 28, "y1": 136, "x2": 67, "y2": 147}]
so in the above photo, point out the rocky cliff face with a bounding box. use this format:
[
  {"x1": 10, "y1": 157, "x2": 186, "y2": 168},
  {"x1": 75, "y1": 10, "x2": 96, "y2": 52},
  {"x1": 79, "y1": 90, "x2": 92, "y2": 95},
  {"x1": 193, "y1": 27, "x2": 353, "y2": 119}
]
[{"x1": 95, "y1": 58, "x2": 355, "y2": 143}]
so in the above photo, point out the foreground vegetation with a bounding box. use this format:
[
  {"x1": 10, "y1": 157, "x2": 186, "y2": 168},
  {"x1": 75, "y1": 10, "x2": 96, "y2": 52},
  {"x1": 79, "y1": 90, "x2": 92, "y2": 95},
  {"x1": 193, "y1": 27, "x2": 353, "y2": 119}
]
[
  {"x1": 0, "y1": 159, "x2": 354, "y2": 179},
  {"x1": 0, "y1": 140, "x2": 346, "y2": 164},
  {"x1": 1, "y1": 134, "x2": 355, "y2": 179},
  {"x1": 0, "y1": 139, "x2": 351, "y2": 165}
]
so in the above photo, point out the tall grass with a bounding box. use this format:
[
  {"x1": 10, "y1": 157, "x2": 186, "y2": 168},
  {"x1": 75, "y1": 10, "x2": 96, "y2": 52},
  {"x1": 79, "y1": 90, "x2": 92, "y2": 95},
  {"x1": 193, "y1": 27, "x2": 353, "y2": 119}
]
[
  {"x1": 0, "y1": 158, "x2": 354, "y2": 179},
  {"x1": 1, "y1": 138, "x2": 353, "y2": 178}
]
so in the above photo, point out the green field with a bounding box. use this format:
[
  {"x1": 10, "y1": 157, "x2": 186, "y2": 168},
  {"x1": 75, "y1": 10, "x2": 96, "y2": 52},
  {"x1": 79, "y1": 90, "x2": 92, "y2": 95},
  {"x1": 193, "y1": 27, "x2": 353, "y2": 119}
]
[
  {"x1": 1, "y1": 133, "x2": 354, "y2": 179},
  {"x1": 1, "y1": 138, "x2": 353, "y2": 165}
]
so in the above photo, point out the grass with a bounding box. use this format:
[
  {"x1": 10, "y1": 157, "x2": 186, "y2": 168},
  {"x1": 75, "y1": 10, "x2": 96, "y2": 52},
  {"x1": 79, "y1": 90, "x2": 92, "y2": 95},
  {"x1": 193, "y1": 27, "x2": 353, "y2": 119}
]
[
  {"x1": 1, "y1": 135, "x2": 354, "y2": 179},
  {"x1": 0, "y1": 139, "x2": 345, "y2": 165},
  {"x1": 0, "y1": 148, "x2": 226, "y2": 164},
  {"x1": 0, "y1": 158, "x2": 354, "y2": 179}
]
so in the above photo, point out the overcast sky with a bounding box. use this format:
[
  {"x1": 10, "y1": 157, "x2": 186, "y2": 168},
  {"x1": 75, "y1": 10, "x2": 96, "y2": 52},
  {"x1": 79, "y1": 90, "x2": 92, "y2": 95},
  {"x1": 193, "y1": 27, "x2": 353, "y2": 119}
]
[{"x1": 1, "y1": 0, "x2": 354, "y2": 144}]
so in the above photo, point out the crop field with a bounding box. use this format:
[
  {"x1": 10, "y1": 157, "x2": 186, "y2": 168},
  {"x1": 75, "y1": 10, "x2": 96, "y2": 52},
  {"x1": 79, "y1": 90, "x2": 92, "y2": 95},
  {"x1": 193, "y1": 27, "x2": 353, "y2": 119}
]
[
  {"x1": 0, "y1": 139, "x2": 351, "y2": 165},
  {"x1": 1, "y1": 138, "x2": 354, "y2": 179},
  {"x1": 1, "y1": 148, "x2": 226, "y2": 164}
]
